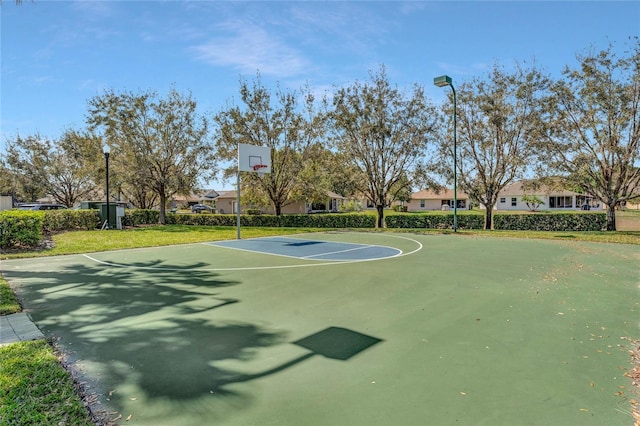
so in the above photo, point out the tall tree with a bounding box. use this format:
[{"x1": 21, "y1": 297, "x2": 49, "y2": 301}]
[
  {"x1": 213, "y1": 76, "x2": 328, "y2": 216},
  {"x1": 87, "y1": 88, "x2": 215, "y2": 224},
  {"x1": 2, "y1": 131, "x2": 102, "y2": 206},
  {"x1": 542, "y1": 40, "x2": 640, "y2": 231},
  {"x1": 434, "y1": 63, "x2": 549, "y2": 229},
  {"x1": 330, "y1": 66, "x2": 436, "y2": 228}
]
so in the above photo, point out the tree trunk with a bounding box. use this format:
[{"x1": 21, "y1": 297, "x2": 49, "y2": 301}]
[
  {"x1": 484, "y1": 208, "x2": 493, "y2": 230},
  {"x1": 159, "y1": 192, "x2": 166, "y2": 225},
  {"x1": 605, "y1": 203, "x2": 616, "y2": 231},
  {"x1": 376, "y1": 205, "x2": 384, "y2": 228},
  {"x1": 275, "y1": 203, "x2": 282, "y2": 216}
]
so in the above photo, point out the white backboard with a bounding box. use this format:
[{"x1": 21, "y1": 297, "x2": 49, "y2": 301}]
[{"x1": 238, "y1": 143, "x2": 272, "y2": 173}]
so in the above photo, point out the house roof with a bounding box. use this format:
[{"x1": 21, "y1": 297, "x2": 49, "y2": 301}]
[
  {"x1": 411, "y1": 189, "x2": 469, "y2": 199},
  {"x1": 499, "y1": 181, "x2": 577, "y2": 196},
  {"x1": 214, "y1": 190, "x2": 238, "y2": 200},
  {"x1": 215, "y1": 190, "x2": 345, "y2": 200}
]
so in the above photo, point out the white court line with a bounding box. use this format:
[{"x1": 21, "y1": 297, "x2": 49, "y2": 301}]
[
  {"x1": 207, "y1": 237, "x2": 402, "y2": 261},
  {"x1": 81, "y1": 233, "x2": 423, "y2": 272},
  {"x1": 302, "y1": 244, "x2": 401, "y2": 259}
]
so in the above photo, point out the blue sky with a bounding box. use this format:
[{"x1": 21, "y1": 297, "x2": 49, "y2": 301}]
[{"x1": 2, "y1": 0, "x2": 638, "y2": 151}]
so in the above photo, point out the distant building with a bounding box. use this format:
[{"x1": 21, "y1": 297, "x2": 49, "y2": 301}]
[{"x1": 407, "y1": 189, "x2": 470, "y2": 211}]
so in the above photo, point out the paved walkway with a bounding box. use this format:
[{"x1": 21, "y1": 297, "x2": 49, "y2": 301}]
[{"x1": 0, "y1": 313, "x2": 45, "y2": 346}]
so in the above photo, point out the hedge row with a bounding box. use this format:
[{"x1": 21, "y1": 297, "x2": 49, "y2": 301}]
[
  {"x1": 43, "y1": 209, "x2": 101, "y2": 232},
  {"x1": 493, "y1": 212, "x2": 607, "y2": 231},
  {"x1": 0, "y1": 209, "x2": 610, "y2": 250},
  {"x1": 0, "y1": 210, "x2": 44, "y2": 249},
  {"x1": 161, "y1": 212, "x2": 377, "y2": 228},
  {"x1": 385, "y1": 214, "x2": 485, "y2": 230}
]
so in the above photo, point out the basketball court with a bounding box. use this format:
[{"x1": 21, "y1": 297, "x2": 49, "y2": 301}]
[{"x1": 1, "y1": 231, "x2": 638, "y2": 425}]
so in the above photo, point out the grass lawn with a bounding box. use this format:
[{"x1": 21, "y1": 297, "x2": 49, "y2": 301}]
[
  {"x1": 0, "y1": 275, "x2": 20, "y2": 315},
  {"x1": 0, "y1": 340, "x2": 93, "y2": 425}
]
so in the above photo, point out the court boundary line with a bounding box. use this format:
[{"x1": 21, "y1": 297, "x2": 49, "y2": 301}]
[
  {"x1": 204, "y1": 236, "x2": 402, "y2": 262},
  {"x1": 81, "y1": 233, "x2": 423, "y2": 272}
]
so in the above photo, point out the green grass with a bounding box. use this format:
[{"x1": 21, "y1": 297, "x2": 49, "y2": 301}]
[
  {"x1": 1, "y1": 224, "x2": 638, "y2": 261},
  {"x1": 1, "y1": 226, "x2": 323, "y2": 260},
  {"x1": 406, "y1": 228, "x2": 640, "y2": 244},
  {"x1": 0, "y1": 340, "x2": 93, "y2": 425},
  {"x1": 0, "y1": 275, "x2": 21, "y2": 315}
]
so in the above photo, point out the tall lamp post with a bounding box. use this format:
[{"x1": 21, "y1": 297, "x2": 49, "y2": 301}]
[
  {"x1": 103, "y1": 144, "x2": 111, "y2": 230},
  {"x1": 434, "y1": 75, "x2": 457, "y2": 232}
]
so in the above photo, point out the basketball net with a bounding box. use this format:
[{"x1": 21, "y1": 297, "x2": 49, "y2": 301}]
[{"x1": 253, "y1": 164, "x2": 267, "y2": 177}]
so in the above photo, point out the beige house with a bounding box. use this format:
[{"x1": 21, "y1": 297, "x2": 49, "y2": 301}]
[
  {"x1": 483, "y1": 181, "x2": 600, "y2": 211},
  {"x1": 407, "y1": 189, "x2": 470, "y2": 211},
  {"x1": 170, "y1": 189, "x2": 219, "y2": 209},
  {"x1": 214, "y1": 191, "x2": 345, "y2": 214}
]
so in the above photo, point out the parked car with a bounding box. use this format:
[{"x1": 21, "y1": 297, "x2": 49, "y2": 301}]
[
  {"x1": 18, "y1": 203, "x2": 67, "y2": 210},
  {"x1": 191, "y1": 204, "x2": 213, "y2": 213}
]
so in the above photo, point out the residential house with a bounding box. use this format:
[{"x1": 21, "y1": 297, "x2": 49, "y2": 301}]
[
  {"x1": 484, "y1": 181, "x2": 599, "y2": 211},
  {"x1": 170, "y1": 189, "x2": 219, "y2": 209},
  {"x1": 214, "y1": 190, "x2": 345, "y2": 214},
  {"x1": 407, "y1": 189, "x2": 470, "y2": 211}
]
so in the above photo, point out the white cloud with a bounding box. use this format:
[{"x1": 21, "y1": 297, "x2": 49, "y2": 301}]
[{"x1": 190, "y1": 21, "x2": 311, "y2": 78}]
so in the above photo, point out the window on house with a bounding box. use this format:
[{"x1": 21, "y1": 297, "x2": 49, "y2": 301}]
[
  {"x1": 549, "y1": 196, "x2": 573, "y2": 208},
  {"x1": 511, "y1": 197, "x2": 517, "y2": 207},
  {"x1": 576, "y1": 195, "x2": 595, "y2": 208},
  {"x1": 500, "y1": 197, "x2": 506, "y2": 203},
  {"x1": 420, "y1": 200, "x2": 425, "y2": 208}
]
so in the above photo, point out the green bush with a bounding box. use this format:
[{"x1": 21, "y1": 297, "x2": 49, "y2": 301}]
[
  {"x1": 164, "y1": 212, "x2": 376, "y2": 228},
  {"x1": 278, "y1": 213, "x2": 376, "y2": 228},
  {"x1": 385, "y1": 213, "x2": 484, "y2": 230},
  {"x1": 493, "y1": 212, "x2": 607, "y2": 231},
  {"x1": 339, "y1": 200, "x2": 363, "y2": 213},
  {"x1": 42, "y1": 209, "x2": 101, "y2": 232},
  {"x1": 0, "y1": 211, "x2": 44, "y2": 249},
  {"x1": 123, "y1": 209, "x2": 160, "y2": 226}
]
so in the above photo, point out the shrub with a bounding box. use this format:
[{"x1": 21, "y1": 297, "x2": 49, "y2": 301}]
[
  {"x1": 0, "y1": 211, "x2": 44, "y2": 249},
  {"x1": 278, "y1": 213, "x2": 375, "y2": 228},
  {"x1": 493, "y1": 212, "x2": 607, "y2": 231},
  {"x1": 42, "y1": 209, "x2": 101, "y2": 232},
  {"x1": 339, "y1": 200, "x2": 363, "y2": 213},
  {"x1": 385, "y1": 213, "x2": 484, "y2": 230},
  {"x1": 123, "y1": 209, "x2": 160, "y2": 226}
]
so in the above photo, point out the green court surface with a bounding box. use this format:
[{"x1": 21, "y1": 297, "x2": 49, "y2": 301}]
[{"x1": 1, "y1": 232, "x2": 638, "y2": 425}]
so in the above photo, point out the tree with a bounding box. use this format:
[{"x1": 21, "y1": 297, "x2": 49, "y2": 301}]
[
  {"x1": 87, "y1": 88, "x2": 215, "y2": 224},
  {"x1": 521, "y1": 194, "x2": 545, "y2": 211},
  {"x1": 213, "y1": 76, "x2": 328, "y2": 216},
  {"x1": 434, "y1": 63, "x2": 549, "y2": 229},
  {"x1": 2, "y1": 131, "x2": 102, "y2": 206},
  {"x1": 542, "y1": 40, "x2": 640, "y2": 231},
  {"x1": 330, "y1": 66, "x2": 436, "y2": 228}
]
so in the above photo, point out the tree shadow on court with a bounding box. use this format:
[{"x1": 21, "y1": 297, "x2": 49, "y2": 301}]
[{"x1": 3, "y1": 260, "x2": 337, "y2": 421}]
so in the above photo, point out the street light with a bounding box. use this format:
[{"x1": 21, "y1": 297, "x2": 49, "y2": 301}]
[
  {"x1": 103, "y1": 144, "x2": 111, "y2": 230},
  {"x1": 434, "y1": 75, "x2": 457, "y2": 232}
]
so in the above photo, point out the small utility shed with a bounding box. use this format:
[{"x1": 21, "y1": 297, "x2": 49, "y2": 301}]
[{"x1": 0, "y1": 195, "x2": 13, "y2": 211}]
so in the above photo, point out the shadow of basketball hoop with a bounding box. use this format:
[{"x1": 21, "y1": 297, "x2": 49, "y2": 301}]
[
  {"x1": 293, "y1": 326, "x2": 383, "y2": 360},
  {"x1": 219, "y1": 327, "x2": 383, "y2": 387}
]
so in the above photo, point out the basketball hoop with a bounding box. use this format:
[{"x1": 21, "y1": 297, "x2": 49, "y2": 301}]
[{"x1": 253, "y1": 164, "x2": 268, "y2": 177}]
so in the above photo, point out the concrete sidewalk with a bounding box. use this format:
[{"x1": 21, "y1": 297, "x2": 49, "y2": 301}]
[{"x1": 0, "y1": 313, "x2": 45, "y2": 346}]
